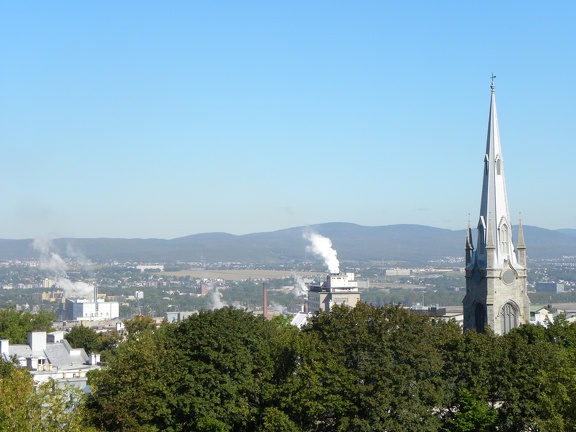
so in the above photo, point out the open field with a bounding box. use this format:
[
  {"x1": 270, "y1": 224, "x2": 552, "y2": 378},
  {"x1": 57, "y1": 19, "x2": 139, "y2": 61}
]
[
  {"x1": 160, "y1": 269, "x2": 324, "y2": 281},
  {"x1": 369, "y1": 282, "x2": 427, "y2": 290}
]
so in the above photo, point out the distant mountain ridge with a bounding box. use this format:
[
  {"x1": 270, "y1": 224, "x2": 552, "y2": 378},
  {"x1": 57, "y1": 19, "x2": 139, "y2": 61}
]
[{"x1": 1, "y1": 223, "x2": 575, "y2": 264}]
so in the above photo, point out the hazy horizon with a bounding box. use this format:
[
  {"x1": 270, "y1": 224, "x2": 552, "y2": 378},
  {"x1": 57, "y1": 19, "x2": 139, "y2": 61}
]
[{"x1": 0, "y1": 221, "x2": 574, "y2": 241}]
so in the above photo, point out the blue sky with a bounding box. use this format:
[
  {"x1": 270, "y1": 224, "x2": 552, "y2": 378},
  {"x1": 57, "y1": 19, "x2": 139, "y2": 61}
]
[{"x1": 1, "y1": 1, "x2": 575, "y2": 239}]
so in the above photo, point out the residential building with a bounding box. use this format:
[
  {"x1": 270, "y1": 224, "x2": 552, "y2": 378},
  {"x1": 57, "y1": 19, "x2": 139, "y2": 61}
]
[{"x1": 0, "y1": 331, "x2": 100, "y2": 389}]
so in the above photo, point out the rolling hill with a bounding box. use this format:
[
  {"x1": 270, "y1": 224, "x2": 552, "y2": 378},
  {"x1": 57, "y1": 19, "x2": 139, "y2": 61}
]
[{"x1": 0, "y1": 223, "x2": 575, "y2": 264}]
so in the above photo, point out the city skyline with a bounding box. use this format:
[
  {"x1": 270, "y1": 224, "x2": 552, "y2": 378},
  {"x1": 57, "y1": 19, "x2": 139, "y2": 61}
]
[{"x1": 1, "y1": 2, "x2": 575, "y2": 239}]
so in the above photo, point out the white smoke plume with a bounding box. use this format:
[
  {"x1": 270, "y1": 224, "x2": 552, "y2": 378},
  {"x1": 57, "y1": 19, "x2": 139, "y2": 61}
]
[
  {"x1": 34, "y1": 238, "x2": 68, "y2": 274},
  {"x1": 268, "y1": 301, "x2": 287, "y2": 316},
  {"x1": 207, "y1": 287, "x2": 227, "y2": 310},
  {"x1": 292, "y1": 275, "x2": 308, "y2": 297},
  {"x1": 33, "y1": 238, "x2": 96, "y2": 301},
  {"x1": 303, "y1": 232, "x2": 340, "y2": 274}
]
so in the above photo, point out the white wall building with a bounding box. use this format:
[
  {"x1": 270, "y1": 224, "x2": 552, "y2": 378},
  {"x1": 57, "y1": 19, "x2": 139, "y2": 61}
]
[
  {"x1": 64, "y1": 298, "x2": 120, "y2": 321},
  {"x1": 308, "y1": 273, "x2": 360, "y2": 313},
  {"x1": 0, "y1": 331, "x2": 100, "y2": 389}
]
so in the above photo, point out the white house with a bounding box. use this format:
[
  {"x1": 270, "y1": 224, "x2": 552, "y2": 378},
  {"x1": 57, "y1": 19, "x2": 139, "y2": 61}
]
[{"x1": 0, "y1": 331, "x2": 101, "y2": 389}]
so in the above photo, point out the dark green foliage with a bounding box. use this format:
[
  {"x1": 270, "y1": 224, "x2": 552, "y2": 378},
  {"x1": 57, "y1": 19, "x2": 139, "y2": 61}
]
[
  {"x1": 65, "y1": 325, "x2": 101, "y2": 354},
  {"x1": 86, "y1": 308, "x2": 298, "y2": 431},
  {"x1": 83, "y1": 305, "x2": 576, "y2": 432},
  {"x1": 0, "y1": 308, "x2": 56, "y2": 344},
  {"x1": 281, "y1": 304, "x2": 458, "y2": 431},
  {"x1": 442, "y1": 389, "x2": 497, "y2": 432}
]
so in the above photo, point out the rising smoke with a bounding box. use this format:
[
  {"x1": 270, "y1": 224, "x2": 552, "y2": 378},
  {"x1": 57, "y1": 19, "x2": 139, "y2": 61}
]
[
  {"x1": 292, "y1": 275, "x2": 308, "y2": 297},
  {"x1": 206, "y1": 286, "x2": 227, "y2": 310},
  {"x1": 303, "y1": 231, "x2": 340, "y2": 274},
  {"x1": 33, "y1": 238, "x2": 96, "y2": 301}
]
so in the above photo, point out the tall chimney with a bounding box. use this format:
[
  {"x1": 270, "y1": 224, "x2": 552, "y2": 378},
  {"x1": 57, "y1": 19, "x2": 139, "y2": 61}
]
[{"x1": 263, "y1": 282, "x2": 268, "y2": 319}]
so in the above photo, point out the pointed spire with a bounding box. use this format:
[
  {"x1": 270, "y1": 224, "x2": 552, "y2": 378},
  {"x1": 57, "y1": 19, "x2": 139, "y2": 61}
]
[
  {"x1": 517, "y1": 213, "x2": 526, "y2": 250},
  {"x1": 466, "y1": 215, "x2": 474, "y2": 250},
  {"x1": 466, "y1": 215, "x2": 474, "y2": 265},
  {"x1": 476, "y1": 77, "x2": 517, "y2": 267},
  {"x1": 516, "y1": 213, "x2": 527, "y2": 267}
]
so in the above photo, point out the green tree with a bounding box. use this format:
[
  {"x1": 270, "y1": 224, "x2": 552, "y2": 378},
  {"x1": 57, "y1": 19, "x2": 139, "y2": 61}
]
[
  {"x1": 281, "y1": 303, "x2": 457, "y2": 431},
  {"x1": 498, "y1": 322, "x2": 576, "y2": 432},
  {"x1": 123, "y1": 315, "x2": 157, "y2": 337},
  {"x1": 65, "y1": 325, "x2": 101, "y2": 354},
  {"x1": 0, "y1": 308, "x2": 56, "y2": 343},
  {"x1": 0, "y1": 359, "x2": 98, "y2": 432},
  {"x1": 0, "y1": 358, "x2": 35, "y2": 430},
  {"x1": 85, "y1": 325, "x2": 173, "y2": 431},
  {"x1": 86, "y1": 308, "x2": 297, "y2": 431},
  {"x1": 442, "y1": 389, "x2": 497, "y2": 432}
]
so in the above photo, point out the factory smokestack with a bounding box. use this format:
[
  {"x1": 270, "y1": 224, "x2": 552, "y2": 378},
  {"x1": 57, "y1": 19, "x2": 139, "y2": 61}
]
[{"x1": 263, "y1": 282, "x2": 268, "y2": 319}]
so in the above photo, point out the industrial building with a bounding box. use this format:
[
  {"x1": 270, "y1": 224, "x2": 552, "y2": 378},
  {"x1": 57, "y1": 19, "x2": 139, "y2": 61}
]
[
  {"x1": 307, "y1": 272, "x2": 360, "y2": 313},
  {"x1": 63, "y1": 298, "x2": 120, "y2": 321}
]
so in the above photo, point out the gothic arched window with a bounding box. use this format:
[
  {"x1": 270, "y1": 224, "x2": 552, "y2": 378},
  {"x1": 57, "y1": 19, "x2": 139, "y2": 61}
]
[
  {"x1": 474, "y1": 302, "x2": 486, "y2": 333},
  {"x1": 499, "y1": 222, "x2": 509, "y2": 255},
  {"x1": 501, "y1": 302, "x2": 519, "y2": 334}
]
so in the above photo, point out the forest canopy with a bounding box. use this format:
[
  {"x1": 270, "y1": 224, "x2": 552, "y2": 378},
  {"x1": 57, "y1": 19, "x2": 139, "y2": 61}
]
[
  {"x1": 3, "y1": 304, "x2": 576, "y2": 431},
  {"x1": 82, "y1": 305, "x2": 576, "y2": 432}
]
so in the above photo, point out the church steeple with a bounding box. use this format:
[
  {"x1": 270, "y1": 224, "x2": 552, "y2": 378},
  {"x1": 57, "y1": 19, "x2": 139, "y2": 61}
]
[
  {"x1": 463, "y1": 78, "x2": 530, "y2": 335},
  {"x1": 476, "y1": 78, "x2": 516, "y2": 267}
]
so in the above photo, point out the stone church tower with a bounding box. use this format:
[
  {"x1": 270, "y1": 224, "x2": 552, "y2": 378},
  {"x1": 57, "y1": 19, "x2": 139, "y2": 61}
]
[{"x1": 463, "y1": 79, "x2": 530, "y2": 334}]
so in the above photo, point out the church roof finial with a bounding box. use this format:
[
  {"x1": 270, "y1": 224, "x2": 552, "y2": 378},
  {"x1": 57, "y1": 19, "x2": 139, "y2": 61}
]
[{"x1": 491, "y1": 73, "x2": 496, "y2": 92}]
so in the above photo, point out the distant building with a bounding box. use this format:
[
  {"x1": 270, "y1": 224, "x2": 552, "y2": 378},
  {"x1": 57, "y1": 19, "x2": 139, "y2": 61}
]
[
  {"x1": 136, "y1": 265, "x2": 164, "y2": 272},
  {"x1": 197, "y1": 283, "x2": 209, "y2": 296},
  {"x1": 42, "y1": 277, "x2": 56, "y2": 288},
  {"x1": 410, "y1": 304, "x2": 464, "y2": 327},
  {"x1": 535, "y1": 282, "x2": 565, "y2": 293},
  {"x1": 0, "y1": 331, "x2": 100, "y2": 389},
  {"x1": 165, "y1": 311, "x2": 197, "y2": 323},
  {"x1": 530, "y1": 306, "x2": 554, "y2": 326},
  {"x1": 35, "y1": 290, "x2": 64, "y2": 302},
  {"x1": 385, "y1": 268, "x2": 411, "y2": 276},
  {"x1": 410, "y1": 304, "x2": 447, "y2": 317},
  {"x1": 135, "y1": 290, "x2": 144, "y2": 299},
  {"x1": 64, "y1": 298, "x2": 120, "y2": 321},
  {"x1": 290, "y1": 311, "x2": 310, "y2": 329},
  {"x1": 307, "y1": 273, "x2": 360, "y2": 313}
]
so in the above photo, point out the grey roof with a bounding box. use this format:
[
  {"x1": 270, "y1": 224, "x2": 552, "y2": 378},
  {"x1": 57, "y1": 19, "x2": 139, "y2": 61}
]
[{"x1": 3, "y1": 340, "x2": 90, "y2": 371}]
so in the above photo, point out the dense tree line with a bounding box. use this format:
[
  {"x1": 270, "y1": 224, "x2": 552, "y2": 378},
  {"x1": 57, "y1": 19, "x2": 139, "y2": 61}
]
[
  {"x1": 5, "y1": 304, "x2": 576, "y2": 430},
  {"x1": 83, "y1": 305, "x2": 576, "y2": 431}
]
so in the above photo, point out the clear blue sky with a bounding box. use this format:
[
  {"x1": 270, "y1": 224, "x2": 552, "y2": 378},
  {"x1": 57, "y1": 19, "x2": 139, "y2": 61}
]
[{"x1": 1, "y1": 1, "x2": 575, "y2": 239}]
